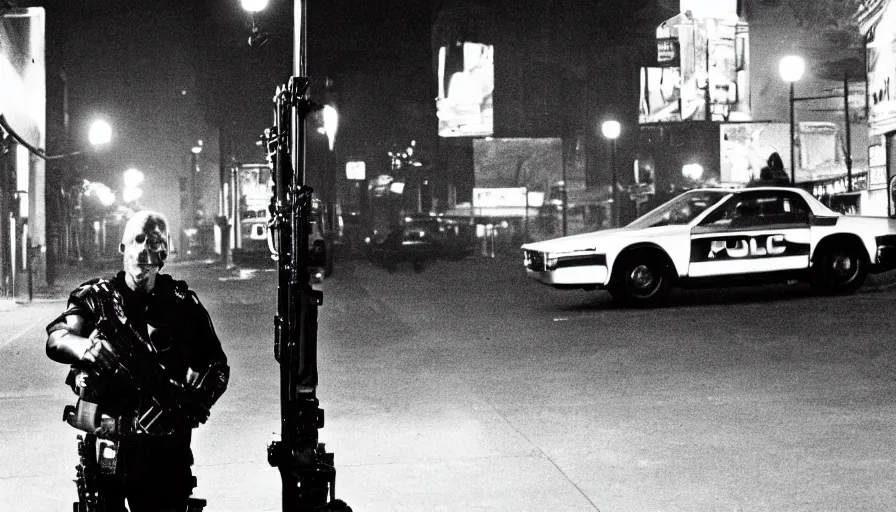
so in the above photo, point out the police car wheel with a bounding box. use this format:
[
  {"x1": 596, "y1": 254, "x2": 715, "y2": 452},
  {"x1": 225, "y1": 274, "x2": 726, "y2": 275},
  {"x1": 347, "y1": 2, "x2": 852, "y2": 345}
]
[
  {"x1": 610, "y1": 251, "x2": 671, "y2": 307},
  {"x1": 813, "y1": 243, "x2": 867, "y2": 294}
]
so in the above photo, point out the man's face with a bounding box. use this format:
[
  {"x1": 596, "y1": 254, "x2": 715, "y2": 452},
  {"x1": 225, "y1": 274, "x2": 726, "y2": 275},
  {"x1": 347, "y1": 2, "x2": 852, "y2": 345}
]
[{"x1": 120, "y1": 216, "x2": 168, "y2": 290}]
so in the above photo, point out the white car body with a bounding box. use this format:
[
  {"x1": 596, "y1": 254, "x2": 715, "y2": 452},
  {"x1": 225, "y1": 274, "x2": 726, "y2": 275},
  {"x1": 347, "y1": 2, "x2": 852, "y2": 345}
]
[{"x1": 522, "y1": 187, "x2": 896, "y2": 304}]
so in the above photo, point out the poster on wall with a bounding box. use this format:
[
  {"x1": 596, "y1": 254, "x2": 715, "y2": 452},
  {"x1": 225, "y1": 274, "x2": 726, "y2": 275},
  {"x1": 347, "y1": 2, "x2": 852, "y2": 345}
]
[
  {"x1": 472, "y1": 138, "x2": 576, "y2": 192},
  {"x1": 436, "y1": 41, "x2": 494, "y2": 137},
  {"x1": 869, "y1": 143, "x2": 887, "y2": 190},
  {"x1": 719, "y1": 122, "x2": 789, "y2": 184},
  {"x1": 641, "y1": 12, "x2": 749, "y2": 123},
  {"x1": 867, "y1": 0, "x2": 896, "y2": 136},
  {"x1": 640, "y1": 67, "x2": 688, "y2": 123},
  {"x1": 890, "y1": 175, "x2": 896, "y2": 218}
]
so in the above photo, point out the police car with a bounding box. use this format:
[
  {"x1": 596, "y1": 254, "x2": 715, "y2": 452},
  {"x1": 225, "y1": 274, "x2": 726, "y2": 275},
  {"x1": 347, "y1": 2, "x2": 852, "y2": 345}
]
[{"x1": 522, "y1": 187, "x2": 896, "y2": 307}]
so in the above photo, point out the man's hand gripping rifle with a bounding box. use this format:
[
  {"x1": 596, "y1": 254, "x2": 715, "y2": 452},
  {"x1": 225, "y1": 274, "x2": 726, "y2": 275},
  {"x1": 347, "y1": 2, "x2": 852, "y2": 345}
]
[
  {"x1": 63, "y1": 290, "x2": 217, "y2": 437},
  {"x1": 62, "y1": 288, "x2": 217, "y2": 511},
  {"x1": 264, "y1": 77, "x2": 351, "y2": 511}
]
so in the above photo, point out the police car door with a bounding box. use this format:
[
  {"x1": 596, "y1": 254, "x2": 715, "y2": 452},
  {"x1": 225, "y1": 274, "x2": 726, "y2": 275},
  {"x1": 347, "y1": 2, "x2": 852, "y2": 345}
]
[{"x1": 688, "y1": 190, "x2": 812, "y2": 278}]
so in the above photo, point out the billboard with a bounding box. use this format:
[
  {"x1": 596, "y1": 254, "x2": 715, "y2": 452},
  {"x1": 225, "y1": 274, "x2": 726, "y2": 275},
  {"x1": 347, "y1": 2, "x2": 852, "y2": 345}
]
[
  {"x1": 436, "y1": 41, "x2": 494, "y2": 137},
  {"x1": 719, "y1": 122, "x2": 789, "y2": 184},
  {"x1": 719, "y1": 122, "x2": 848, "y2": 185},
  {"x1": 867, "y1": 0, "x2": 896, "y2": 136},
  {"x1": 345, "y1": 160, "x2": 366, "y2": 181},
  {"x1": 641, "y1": 14, "x2": 749, "y2": 123},
  {"x1": 472, "y1": 138, "x2": 578, "y2": 192}
]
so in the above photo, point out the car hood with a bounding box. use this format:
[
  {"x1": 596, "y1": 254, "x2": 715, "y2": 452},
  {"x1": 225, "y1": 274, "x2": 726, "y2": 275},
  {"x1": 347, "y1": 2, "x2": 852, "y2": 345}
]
[{"x1": 521, "y1": 225, "x2": 691, "y2": 253}]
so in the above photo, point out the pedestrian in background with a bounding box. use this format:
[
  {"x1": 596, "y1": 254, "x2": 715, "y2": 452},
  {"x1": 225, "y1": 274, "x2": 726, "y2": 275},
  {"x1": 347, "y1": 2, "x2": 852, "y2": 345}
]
[{"x1": 749, "y1": 152, "x2": 791, "y2": 187}]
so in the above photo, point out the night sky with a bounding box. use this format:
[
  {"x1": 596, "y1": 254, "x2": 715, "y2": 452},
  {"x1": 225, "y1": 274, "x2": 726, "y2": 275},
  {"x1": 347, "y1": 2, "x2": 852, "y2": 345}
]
[{"x1": 16, "y1": 0, "x2": 436, "y2": 237}]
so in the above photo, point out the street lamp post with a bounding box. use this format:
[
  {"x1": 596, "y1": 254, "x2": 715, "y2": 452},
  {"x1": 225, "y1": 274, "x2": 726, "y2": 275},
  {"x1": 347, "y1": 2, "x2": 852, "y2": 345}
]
[
  {"x1": 0, "y1": 115, "x2": 112, "y2": 299},
  {"x1": 322, "y1": 104, "x2": 338, "y2": 276},
  {"x1": 190, "y1": 143, "x2": 202, "y2": 227},
  {"x1": 602, "y1": 120, "x2": 621, "y2": 228},
  {"x1": 779, "y1": 55, "x2": 805, "y2": 186}
]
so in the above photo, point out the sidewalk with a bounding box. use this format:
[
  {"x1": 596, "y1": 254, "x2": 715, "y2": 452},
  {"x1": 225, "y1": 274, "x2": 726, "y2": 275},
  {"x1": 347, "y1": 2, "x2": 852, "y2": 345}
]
[{"x1": 0, "y1": 256, "x2": 233, "y2": 312}]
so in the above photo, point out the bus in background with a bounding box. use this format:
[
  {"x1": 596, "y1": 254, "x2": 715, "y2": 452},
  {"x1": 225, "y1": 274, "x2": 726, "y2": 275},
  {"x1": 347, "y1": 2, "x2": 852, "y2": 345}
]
[{"x1": 228, "y1": 162, "x2": 331, "y2": 275}]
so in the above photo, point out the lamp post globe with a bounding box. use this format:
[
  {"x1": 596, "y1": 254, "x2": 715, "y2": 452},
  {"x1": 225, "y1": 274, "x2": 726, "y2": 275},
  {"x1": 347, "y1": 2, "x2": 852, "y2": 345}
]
[
  {"x1": 88, "y1": 119, "x2": 112, "y2": 146},
  {"x1": 601, "y1": 120, "x2": 621, "y2": 227},
  {"x1": 240, "y1": 0, "x2": 269, "y2": 12},
  {"x1": 123, "y1": 167, "x2": 144, "y2": 189},
  {"x1": 601, "y1": 120, "x2": 621, "y2": 140},
  {"x1": 779, "y1": 55, "x2": 805, "y2": 185},
  {"x1": 779, "y1": 55, "x2": 805, "y2": 83},
  {"x1": 323, "y1": 105, "x2": 338, "y2": 151}
]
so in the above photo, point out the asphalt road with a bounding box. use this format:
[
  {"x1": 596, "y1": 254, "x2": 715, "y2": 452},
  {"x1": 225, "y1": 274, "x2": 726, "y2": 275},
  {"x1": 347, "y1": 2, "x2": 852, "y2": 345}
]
[{"x1": 3, "y1": 256, "x2": 896, "y2": 511}]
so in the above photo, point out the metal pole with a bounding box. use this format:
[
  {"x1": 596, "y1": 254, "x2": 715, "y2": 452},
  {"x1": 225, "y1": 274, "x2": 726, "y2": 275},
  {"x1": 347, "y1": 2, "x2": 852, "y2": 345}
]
[
  {"x1": 191, "y1": 152, "x2": 198, "y2": 228},
  {"x1": 294, "y1": 0, "x2": 307, "y2": 186},
  {"x1": 524, "y1": 187, "x2": 529, "y2": 243},
  {"x1": 611, "y1": 139, "x2": 618, "y2": 227},
  {"x1": 844, "y1": 72, "x2": 853, "y2": 192},
  {"x1": 561, "y1": 136, "x2": 568, "y2": 236},
  {"x1": 789, "y1": 82, "x2": 796, "y2": 186}
]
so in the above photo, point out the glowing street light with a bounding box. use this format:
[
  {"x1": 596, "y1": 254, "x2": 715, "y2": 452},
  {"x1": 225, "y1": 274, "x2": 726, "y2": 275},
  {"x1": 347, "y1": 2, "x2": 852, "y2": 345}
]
[
  {"x1": 240, "y1": 0, "x2": 269, "y2": 12},
  {"x1": 779, "y1": 55, "x2": 806, "y2": 83},
  {"x1": 123, "y1": 167, "x2": 144, "y2": 204},
  {"x1": 0, "y1": 115, "x2": 113, "y2": 160},
  {"x1": 601, "y1": 120, "x2": 621, "y2": 140},
  {"x1": 123, "y1": 167, "x2": 144, "y2": 188},
  {"x1": 602, "y1": 120, "x2": 621, "y2": 227},
  {"x1": 322, "y1": 105, "x2": 338, "y2": 151},
  {"x1": 241, "y1": 0, "x2": 270, "y2": 47},
  {"x1": 88, "y1": 119, "x2": 113, "y2": 146},
  {"x1": 779, "y1": 55, "x2": 805, "y2": 185}
]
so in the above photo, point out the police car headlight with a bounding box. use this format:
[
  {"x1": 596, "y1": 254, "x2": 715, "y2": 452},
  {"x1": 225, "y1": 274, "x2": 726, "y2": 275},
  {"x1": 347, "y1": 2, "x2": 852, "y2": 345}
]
[{"x1": 545, "y1": 255, "x2": 559, "y2": 270}]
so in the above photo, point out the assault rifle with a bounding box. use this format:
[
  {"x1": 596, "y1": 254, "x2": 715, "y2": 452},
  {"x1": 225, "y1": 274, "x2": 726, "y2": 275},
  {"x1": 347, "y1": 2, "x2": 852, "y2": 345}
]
[
  {"x1": 62, "y1": 288, "x2": 212, "y2": 437},
  {"x1": 63, "y1": 288, "x2": 212, "y2": 512},
  {"x1": 263, "y1": 73, "x2": 351, "y2": 512}
]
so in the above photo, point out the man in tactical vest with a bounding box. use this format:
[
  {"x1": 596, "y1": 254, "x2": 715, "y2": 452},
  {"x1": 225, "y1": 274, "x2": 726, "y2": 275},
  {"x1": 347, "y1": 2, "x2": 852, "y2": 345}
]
[{"x1": 46, "y1": 210, "x2": 229, "y2": 512}]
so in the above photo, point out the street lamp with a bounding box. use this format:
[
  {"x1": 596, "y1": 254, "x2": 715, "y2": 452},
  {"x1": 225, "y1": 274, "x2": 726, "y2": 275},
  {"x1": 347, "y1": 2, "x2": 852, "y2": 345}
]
[
  {"x1": 0, "y1": 115, "x2": 112, "y2": 160},
  {"x1": 191, "y1": 143, "x2": 202, "y2": 225},
  {"x1": 601, "y1": 120, "x2": 621, "y2": 228},
  {"x1": 322, "y1": 105, "x2": 338, "y2": 151},
  {"x1": 241, "y1": 0, "x2": 270, "y2": 47},
  {"x1": 240, "y1": 0, "x2": 268, "y2": 10},
  {"x1": 779, "y1": 55, "x2": 805, "y2": 185},
  {"x1": 87, "y1": 119, "x2": 113, "y2": 147}
]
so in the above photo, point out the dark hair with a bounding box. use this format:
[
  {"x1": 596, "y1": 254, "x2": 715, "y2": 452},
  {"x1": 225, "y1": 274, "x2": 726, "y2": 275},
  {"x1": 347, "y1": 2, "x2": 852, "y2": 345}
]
[{"x1": 767, "y1": 152, "x2": 784, "y2": 171}]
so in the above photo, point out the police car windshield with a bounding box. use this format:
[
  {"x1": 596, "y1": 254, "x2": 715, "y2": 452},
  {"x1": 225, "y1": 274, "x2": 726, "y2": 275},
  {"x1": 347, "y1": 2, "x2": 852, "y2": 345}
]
[{"x1": 627, "y1": 190, "x2": 731, "y2": 229}]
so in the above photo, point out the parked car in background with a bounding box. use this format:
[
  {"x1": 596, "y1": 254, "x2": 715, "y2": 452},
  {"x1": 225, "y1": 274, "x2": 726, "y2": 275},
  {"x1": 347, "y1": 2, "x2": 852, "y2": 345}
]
[
  {"x1": 365, "y1": 215, "x2": 477, "y2": 271},
  {"x1": 522, "y1": 187, "x2": 896, "y2": 307}
]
